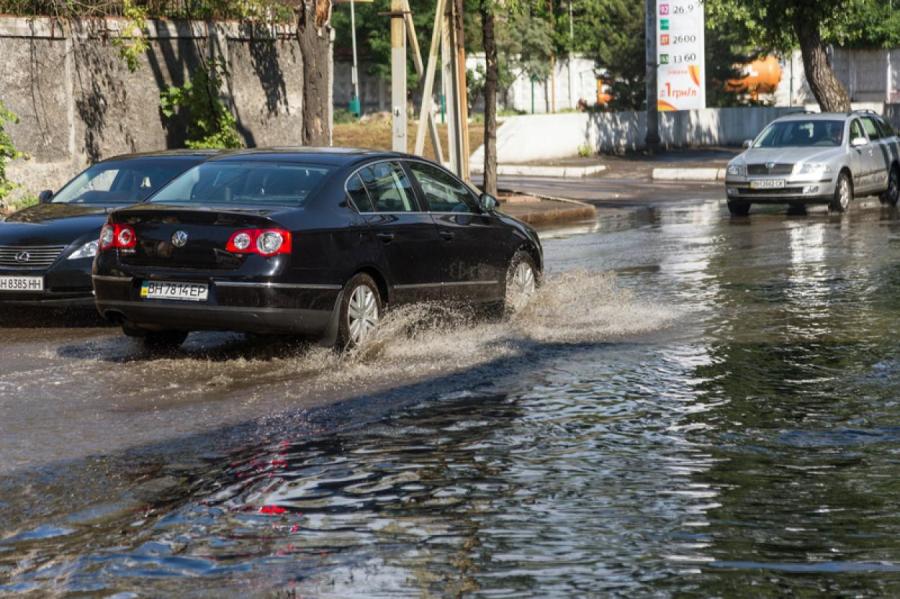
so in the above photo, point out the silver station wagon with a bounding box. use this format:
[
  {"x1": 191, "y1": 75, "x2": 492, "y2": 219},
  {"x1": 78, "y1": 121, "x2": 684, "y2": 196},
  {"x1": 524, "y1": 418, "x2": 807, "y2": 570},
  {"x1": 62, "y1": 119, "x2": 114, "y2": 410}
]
[{"x1": 724, "y1": 111, "x2": 900, "y2": 215}]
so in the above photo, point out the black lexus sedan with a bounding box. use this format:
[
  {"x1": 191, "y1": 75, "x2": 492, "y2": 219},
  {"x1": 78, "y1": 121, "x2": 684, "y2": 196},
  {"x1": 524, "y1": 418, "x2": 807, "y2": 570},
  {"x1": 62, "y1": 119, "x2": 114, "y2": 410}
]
[
  {"x1": 0, "y1": 150, "x2": 216, "y2": 306},
  {"x1": 93, "y1": 149, "x2": 543, "y2": 349}
]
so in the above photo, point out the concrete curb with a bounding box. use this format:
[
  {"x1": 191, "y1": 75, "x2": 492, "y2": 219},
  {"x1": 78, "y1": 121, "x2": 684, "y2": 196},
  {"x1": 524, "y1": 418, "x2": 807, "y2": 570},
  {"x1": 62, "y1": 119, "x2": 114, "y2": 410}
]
[
  {"x1": 471, "y1": 163, "x2": 607, "y2": 178},
  {"x1": 498, "y1": 191, "x2": 597, "y2": 227},
  {"x1": 652, "y1": 167, "x2": 727, "y2": 182}
]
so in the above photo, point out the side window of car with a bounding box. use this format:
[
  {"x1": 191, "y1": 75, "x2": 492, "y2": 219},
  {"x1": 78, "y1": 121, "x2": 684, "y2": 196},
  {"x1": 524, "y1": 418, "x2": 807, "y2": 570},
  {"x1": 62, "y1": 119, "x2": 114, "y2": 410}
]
[
  {"x1": 850, "y1": 119, "x2": 867, "y2": 142},
  {"x1": 862, "y1": 117, "x2": 882, "y2": 141},
  {"x1": 346, "y1": 173, "x2": 374, "y2": 212},
  {"x1": 408, "y1": 162, "x2": 477, "y2": 213},
  {"x1": 876, "y1": 118, "x2": 895, "y2": 138},
  {"x1": 358, "y1": 162, "x2": 417, "y2": 213}
]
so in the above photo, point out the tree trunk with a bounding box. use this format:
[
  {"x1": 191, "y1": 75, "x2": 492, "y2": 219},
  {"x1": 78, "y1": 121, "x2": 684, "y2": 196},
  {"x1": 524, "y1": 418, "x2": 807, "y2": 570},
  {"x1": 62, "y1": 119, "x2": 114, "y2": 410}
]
[
  {"x1": 792, "y1": 13, "x2": 850, "y2": 112},
  {"x1": 297, "y1": 0, "x2": 333, "y2": 146},
  {"x1": 480, "y1": 0, "x2": 498, "y2": 196}
]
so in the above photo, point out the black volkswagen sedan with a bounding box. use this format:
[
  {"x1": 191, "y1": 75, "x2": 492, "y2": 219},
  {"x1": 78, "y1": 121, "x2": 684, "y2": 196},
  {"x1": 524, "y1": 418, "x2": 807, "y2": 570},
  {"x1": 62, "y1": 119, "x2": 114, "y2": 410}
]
[
  {"x1": 93, "y1": 149, "x2": 543, "y2": 349},
  {"x1": 0, "y1": 150, "x2": 216, "y2": 306}
]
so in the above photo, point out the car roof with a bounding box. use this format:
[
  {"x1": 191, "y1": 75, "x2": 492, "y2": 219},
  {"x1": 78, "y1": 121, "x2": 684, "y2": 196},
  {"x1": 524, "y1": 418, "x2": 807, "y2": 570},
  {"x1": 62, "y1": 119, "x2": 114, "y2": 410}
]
[
  {"x1": 774, "y1": 112, "x2": 884, "y2": 123},
  {"x1": 101, "y1": 149, "x2": 223, "y2": 163},
  {"x1": 206, "y1": 147, "x2": 413, "y2": 168}
]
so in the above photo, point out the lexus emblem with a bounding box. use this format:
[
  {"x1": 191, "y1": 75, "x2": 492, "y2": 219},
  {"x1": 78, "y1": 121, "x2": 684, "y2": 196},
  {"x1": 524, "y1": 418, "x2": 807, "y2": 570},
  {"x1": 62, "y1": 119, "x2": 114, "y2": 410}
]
[
  {"x1": 14, "y1": 251, "x2": 30, "y2": 263},
  {"x1": 171, "y1": 230, "x2": 189, "y2": 248}
]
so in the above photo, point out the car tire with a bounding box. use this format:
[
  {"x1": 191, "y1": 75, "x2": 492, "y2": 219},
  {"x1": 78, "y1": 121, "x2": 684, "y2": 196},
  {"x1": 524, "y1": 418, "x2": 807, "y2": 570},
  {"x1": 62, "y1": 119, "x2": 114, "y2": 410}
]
[
  {"x1": 143, "y1": 331, "x2": 188, "y2": 351},
  {"x1": 830, "y1": 172, "x2": 853, "y2": 213},
  {"x1": 504, "y1": 250, "x2": 539, "y2": 315},
  {"x1": 880, "y1": 166, "x2": 899, "y2": 206},
  {"x1": 727, "y1": 201, "x2": 750, "y2": 216},
  {"x1": 337, "y1": 273, "x2": 382, "y2": 350}
]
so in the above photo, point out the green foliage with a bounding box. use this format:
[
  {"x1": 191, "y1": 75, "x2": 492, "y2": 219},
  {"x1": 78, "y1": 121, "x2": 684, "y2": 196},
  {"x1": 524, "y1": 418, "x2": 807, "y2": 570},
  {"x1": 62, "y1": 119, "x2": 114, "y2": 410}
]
[
  {"x1": 706, "y1": 0, "x2": 900, "y2": 51},
  {"x1": 505, "y1": 8, "x2": 555, "y2": 83},
  {"x1": 160, "y1": 60, "x2": 243, "y2": 149},
  {"x1": 110, "y1": 0, "x2": 149, "y2": 72},
  {"x1": 0, "y1": 0, "x2": 295, "y2": 22},
  {"x1": 333, "y1": 108, "x2": 358, "y2": 124},
  {"x1": 0, "y1": 101, "x2": 26, "y2": 204},
  {"x1": 577, "y1": 143, "x2": 592, "y2": 158}
]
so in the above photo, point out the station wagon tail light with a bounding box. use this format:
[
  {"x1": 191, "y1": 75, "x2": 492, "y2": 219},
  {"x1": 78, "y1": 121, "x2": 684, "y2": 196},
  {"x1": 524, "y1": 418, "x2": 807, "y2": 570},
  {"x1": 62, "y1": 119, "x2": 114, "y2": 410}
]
[
  {"x1": 99, "y1": 223, "x2": 137, "y2": 251},
  {"x1": 226, "y1": 229, "x2": 292, "y2": 257}
]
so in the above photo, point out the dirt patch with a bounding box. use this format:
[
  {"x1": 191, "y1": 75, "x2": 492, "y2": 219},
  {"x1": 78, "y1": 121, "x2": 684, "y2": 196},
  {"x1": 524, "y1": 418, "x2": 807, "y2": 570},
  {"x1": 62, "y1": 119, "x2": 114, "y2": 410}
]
[{"x1": 332, "y1": 121, "x2": 485, "y2": 162}]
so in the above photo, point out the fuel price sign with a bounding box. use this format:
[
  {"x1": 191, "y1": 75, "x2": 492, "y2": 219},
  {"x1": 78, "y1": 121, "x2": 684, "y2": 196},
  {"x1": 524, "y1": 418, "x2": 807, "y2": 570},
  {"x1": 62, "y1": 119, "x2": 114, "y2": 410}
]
[{"x1": 656, "y1": 0, "x2": 706, "y2": 111}]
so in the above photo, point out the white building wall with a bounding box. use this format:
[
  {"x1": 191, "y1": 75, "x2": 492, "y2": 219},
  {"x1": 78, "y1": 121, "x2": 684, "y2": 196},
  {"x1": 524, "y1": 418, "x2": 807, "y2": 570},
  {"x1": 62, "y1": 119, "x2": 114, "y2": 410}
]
[
  {"x1": 775, "y1": 48, "x2": 899, "y2": 106},
  {"x1": 466, "y1": 53, "x2": 598, "y2": 113}
]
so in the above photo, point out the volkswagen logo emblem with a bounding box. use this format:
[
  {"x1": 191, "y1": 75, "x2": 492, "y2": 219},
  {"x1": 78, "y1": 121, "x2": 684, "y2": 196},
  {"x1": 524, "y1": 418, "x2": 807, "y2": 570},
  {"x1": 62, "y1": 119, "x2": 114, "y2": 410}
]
[
  {"x1": 171, "y1": 231, "x2": 189, "y2": 248},
  {"x1": 766, "y1": 161, "x2": 776, "y2": 171},
  {"x1": 14, "y1": 251, "x2": 30, "y2": 263}
]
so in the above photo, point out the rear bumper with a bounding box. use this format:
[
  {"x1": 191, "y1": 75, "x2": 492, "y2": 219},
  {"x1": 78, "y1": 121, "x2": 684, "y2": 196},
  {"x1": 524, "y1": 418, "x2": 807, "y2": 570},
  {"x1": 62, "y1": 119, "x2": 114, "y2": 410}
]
[{"x1": 93, "y1": 275, "x2": 340, "y2": 336}]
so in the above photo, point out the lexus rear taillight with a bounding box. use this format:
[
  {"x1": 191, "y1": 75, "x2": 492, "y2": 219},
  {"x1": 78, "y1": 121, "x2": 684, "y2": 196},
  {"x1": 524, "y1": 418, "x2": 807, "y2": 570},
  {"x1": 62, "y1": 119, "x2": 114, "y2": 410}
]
[
  {"x1": 99, "y1": 223, "x2": 137, "y2": 251},
  {"x1": 226, "y1": 229, "x2": 292, "y2": 257}
]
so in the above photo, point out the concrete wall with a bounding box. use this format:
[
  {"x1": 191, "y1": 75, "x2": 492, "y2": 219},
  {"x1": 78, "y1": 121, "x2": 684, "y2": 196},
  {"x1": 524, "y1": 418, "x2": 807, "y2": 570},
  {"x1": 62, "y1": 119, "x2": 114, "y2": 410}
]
[
  {"x1": 472, "y1": 104, "x2": 900, "y2": 163},
  {"x1": 0, "y1": 16, "x2": 321, "y2": 196},
  {"x1": 775, "y1": 48, "x2": 900, "y2": 106}
]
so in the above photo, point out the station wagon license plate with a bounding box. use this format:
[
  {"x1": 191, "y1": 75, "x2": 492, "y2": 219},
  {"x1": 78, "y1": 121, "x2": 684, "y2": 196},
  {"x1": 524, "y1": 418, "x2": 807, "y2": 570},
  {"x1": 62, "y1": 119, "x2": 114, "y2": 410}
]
[
  {"x1": 141, "y1": 281, "x2": 208, "y2": 302},
  {"x1": 0, "y1": 276, "x2": 44, "y2": 292},
  {"x1": 750, "y1": 179, "x2": 786, "y2": 190}
]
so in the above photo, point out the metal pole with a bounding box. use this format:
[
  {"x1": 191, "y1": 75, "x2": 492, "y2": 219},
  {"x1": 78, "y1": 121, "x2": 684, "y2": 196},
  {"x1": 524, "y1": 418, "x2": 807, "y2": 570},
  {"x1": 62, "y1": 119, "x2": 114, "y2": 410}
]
[
  {"x1": 644, "y1": 0, "x2": 660, "y2": 151},
  {"x1": 568, "y1": 0, "x2": 574, "y2": 109},
  {"x1": 451, "y1": 0, "x2": 469, "y2": 179},
  {"x1": 391, "y1": 0, "x2": 407, "y2": 152},
  {"x1": 350, "y1": 0, "x2": 360, "y2": 114}
]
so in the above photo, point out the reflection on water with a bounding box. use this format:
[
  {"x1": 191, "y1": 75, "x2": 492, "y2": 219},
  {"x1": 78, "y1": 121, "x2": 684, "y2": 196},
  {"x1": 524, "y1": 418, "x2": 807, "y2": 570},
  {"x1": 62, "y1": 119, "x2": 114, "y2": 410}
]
[{"x1": 5, "y1": 203, "x2": 900, "y2": 595}]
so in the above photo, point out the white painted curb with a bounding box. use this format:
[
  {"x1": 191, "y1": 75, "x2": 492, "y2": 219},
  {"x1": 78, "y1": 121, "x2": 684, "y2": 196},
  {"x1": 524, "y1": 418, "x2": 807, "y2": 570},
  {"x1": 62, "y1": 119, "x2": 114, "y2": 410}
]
[
  {"x1": 652, "y1": 167, "x2": 727, "y2": 182},
  {"x1": 470, "y1": 164, "x2": 607, "y2": 178}
]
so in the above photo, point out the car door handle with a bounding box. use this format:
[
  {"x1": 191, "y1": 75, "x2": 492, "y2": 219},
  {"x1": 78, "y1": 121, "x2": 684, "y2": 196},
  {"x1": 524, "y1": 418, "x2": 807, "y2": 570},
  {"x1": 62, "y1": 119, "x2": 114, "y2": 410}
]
[
  {"x1": 439, "y1": 230, "x2": 455, "y2": 241},
  {"x1": 376, "y1": 232, "x2": 395, "y2": 243}
]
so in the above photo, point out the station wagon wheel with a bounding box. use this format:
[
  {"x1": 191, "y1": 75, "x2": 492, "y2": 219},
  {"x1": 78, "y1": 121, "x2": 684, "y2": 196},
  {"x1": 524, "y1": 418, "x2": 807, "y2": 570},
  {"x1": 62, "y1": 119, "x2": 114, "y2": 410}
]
[
  {"x1": 140, "y1": 330, "x2": 188, "y2": 352},
  {"x1": 830, "y1": 172, "x2": 852, "y2": 213},
  {"x1": 881, "y1": 167, "x2": 899, "y2": 206},
  {"x1": 505, "y1": 251, "x2": 539, "y2": 315},
  {"x1": 338, "y1": 273, "x2": 382, "y2": 349}
]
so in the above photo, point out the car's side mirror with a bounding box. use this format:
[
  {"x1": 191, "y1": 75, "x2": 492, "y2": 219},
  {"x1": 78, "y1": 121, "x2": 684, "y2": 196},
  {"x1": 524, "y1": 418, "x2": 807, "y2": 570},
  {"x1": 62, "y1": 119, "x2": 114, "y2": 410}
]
[
  {"x1": 38, "y1": 190, "x2": 53, "y2": 204},
  {"x1": 851, "y1": 136, "x2": 868, "y2": 148},
  {"x1": 742, "y1": 139, "x2": 753, "y2": 149},
  {"x1": 479, "y1": 193, "x2": 499, "y2": 213}
]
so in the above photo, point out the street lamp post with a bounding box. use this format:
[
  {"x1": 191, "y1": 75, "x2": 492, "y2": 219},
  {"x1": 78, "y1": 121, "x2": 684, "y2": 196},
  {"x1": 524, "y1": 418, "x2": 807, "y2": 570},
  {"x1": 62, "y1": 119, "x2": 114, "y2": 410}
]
[
  {"x1": 349, "y1": 0, "x2": 361, "y2": 117},
  {"x1": 645, "y1": 0, "x2": 660, "y2": 152}
]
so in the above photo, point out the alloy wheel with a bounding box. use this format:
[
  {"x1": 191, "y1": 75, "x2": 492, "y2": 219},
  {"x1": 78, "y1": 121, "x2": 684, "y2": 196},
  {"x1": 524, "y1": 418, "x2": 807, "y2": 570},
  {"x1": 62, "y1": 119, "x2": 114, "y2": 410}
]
[
  {"x1": 507, "y1": 261, "x2": 536, "y2": 313},
  {"x1": 347, "y1": 284, "x2": 379, "y2": 345},
  {"x1": 839, "y1": 177, "x2": 851, "y2": 211},
  {"x1": 889, "y1": 170, "x2": 899, "y2": 204}
]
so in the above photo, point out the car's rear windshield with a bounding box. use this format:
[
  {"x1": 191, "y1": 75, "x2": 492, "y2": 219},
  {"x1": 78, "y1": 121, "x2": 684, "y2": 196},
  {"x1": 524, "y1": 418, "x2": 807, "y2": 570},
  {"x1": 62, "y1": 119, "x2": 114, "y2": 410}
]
[
  {"x1": 754, "y1": 120, "x2": 844, "y2": 148},
  {"x1": 150, "y1": 162, "x2": 333, "y2": 207},
  {"x1": 51, "y1": 159, "x2": 199, "y2": 204}
]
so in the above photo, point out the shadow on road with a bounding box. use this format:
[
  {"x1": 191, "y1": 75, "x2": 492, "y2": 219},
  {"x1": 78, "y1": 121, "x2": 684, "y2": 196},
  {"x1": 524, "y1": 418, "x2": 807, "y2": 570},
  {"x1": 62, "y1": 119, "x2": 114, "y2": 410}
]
[{"x1": 0, "y1": 305, "x2": 109, "y2": 329}]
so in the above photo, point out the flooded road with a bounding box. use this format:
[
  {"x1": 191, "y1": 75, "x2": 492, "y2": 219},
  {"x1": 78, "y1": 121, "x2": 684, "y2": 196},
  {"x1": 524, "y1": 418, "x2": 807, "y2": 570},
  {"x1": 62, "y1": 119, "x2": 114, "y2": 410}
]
[{"x1": 4, "y1": 199, "x2": 900, "y2": 595}]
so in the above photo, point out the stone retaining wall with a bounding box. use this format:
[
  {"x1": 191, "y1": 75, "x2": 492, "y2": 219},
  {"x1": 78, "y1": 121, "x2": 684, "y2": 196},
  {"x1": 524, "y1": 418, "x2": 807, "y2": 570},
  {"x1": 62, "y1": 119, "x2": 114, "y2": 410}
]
[{"x1": 0, "y1": 16, "x2": 329, "y2": 196}]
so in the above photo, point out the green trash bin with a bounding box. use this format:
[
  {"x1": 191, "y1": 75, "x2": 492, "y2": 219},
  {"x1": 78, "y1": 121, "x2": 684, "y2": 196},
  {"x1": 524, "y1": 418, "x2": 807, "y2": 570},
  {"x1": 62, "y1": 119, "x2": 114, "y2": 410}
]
[{"x1": 348, "y1": 95, "x2": 361, "y2": 118}]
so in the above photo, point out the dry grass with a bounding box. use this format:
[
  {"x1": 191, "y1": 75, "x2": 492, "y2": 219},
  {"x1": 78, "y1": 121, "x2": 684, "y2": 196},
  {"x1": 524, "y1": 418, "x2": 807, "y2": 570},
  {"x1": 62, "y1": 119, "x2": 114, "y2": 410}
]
[{"x1": 332, "y1": 120, "x2": 485, "y2": 163}]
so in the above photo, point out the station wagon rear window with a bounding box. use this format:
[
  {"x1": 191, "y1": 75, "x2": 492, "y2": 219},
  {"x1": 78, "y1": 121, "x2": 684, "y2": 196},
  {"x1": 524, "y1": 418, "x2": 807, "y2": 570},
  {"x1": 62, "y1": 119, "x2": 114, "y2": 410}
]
[
  {"x1": 151, "y1": 162, "x2": 333, "y2": 207},
  {"x1": 753, "y1": 120, "x2": 844, "y2": 148}
]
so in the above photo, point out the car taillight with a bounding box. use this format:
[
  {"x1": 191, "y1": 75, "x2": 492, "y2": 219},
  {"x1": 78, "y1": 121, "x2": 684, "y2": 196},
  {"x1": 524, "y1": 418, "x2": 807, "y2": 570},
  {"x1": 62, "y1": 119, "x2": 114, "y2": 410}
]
[
  {"x1": 99, "y1": 223, "x2": 137, "y2": 251},
  {"x1": 226, "y1": 229, "x2": 292, "y2": 257}
]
